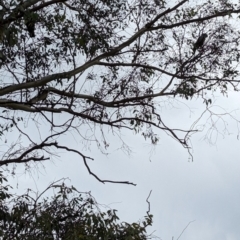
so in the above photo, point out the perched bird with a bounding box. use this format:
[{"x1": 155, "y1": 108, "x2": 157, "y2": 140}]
[
  {"x1": 193, "y1": 33, "x2": 208, "y2": 53},
  {"x1": 24, "y1": 13, "x2": 37, "y2": 38},
  {"x1": 25, "y1": 20, "x2": 35, "y2": 38}
]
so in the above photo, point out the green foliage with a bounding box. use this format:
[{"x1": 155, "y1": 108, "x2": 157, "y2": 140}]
[
  {"x1": 0, "y1": 174, "x2": 153, "y2": 239},
  {"x1": 0, "y1": 0, "x2": 240, "y2": 176}
]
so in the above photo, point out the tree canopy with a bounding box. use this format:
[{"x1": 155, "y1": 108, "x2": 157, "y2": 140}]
[
  {"x1": 0, "y1": 0, "x2": 240, "y2": 183},
  {"x1": 0, "y1": 171, "x2": 153, "y2": 239}
]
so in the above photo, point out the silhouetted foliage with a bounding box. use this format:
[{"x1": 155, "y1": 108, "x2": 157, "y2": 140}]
[
  {"x1": 0, "y1": 0, "x2": 240, "y2": 182},
  {"x1": 0, "y1": 172, "x2": 154, "y2": 239}
]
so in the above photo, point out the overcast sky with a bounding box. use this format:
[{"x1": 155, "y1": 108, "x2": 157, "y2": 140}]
[
  {"x1": 3, "y1": 0, "x2": 240, "y2": 239},
  {"x1": 7, "y1": 88, "x2": 240, "y2": 240}
]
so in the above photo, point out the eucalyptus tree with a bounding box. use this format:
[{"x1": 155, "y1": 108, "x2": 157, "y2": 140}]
[
  {"x1": 0, "y1": 172, "x2": 153, "y2": 239},
  {"x1": 0, "y1": 0, "x2": 240, "y2": 183}
]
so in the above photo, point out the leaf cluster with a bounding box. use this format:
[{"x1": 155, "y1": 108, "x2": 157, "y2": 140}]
[
  {"x1": 0, "y1": 172, "x2": 153, "y2": 239},
  {"x1": 0, "y1": 0, "x2": 240, "y2": 179}
]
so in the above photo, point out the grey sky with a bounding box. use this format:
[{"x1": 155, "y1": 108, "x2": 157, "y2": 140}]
[
  {"x1": 8, "y1": 90, "x2": 240, "y2": 240},
  {"x1": 2, "y1": 0, "x2": 240, "y2": 239}
]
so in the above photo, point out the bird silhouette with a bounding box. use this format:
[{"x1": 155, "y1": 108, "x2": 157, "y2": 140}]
[{"x1": 193, "y1": 33, "x2": 208, "y2": 53}]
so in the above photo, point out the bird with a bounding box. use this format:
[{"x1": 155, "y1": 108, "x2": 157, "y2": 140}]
[
  {"x1": 193, "y1": 33, "x2": 208, "y2": 53},
  {"x1": 24, "y1": 14, "x2": 36, "y2": 38},
  {"x1": 25, "y1": 20, "x2": 35, "y2": 38}
]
